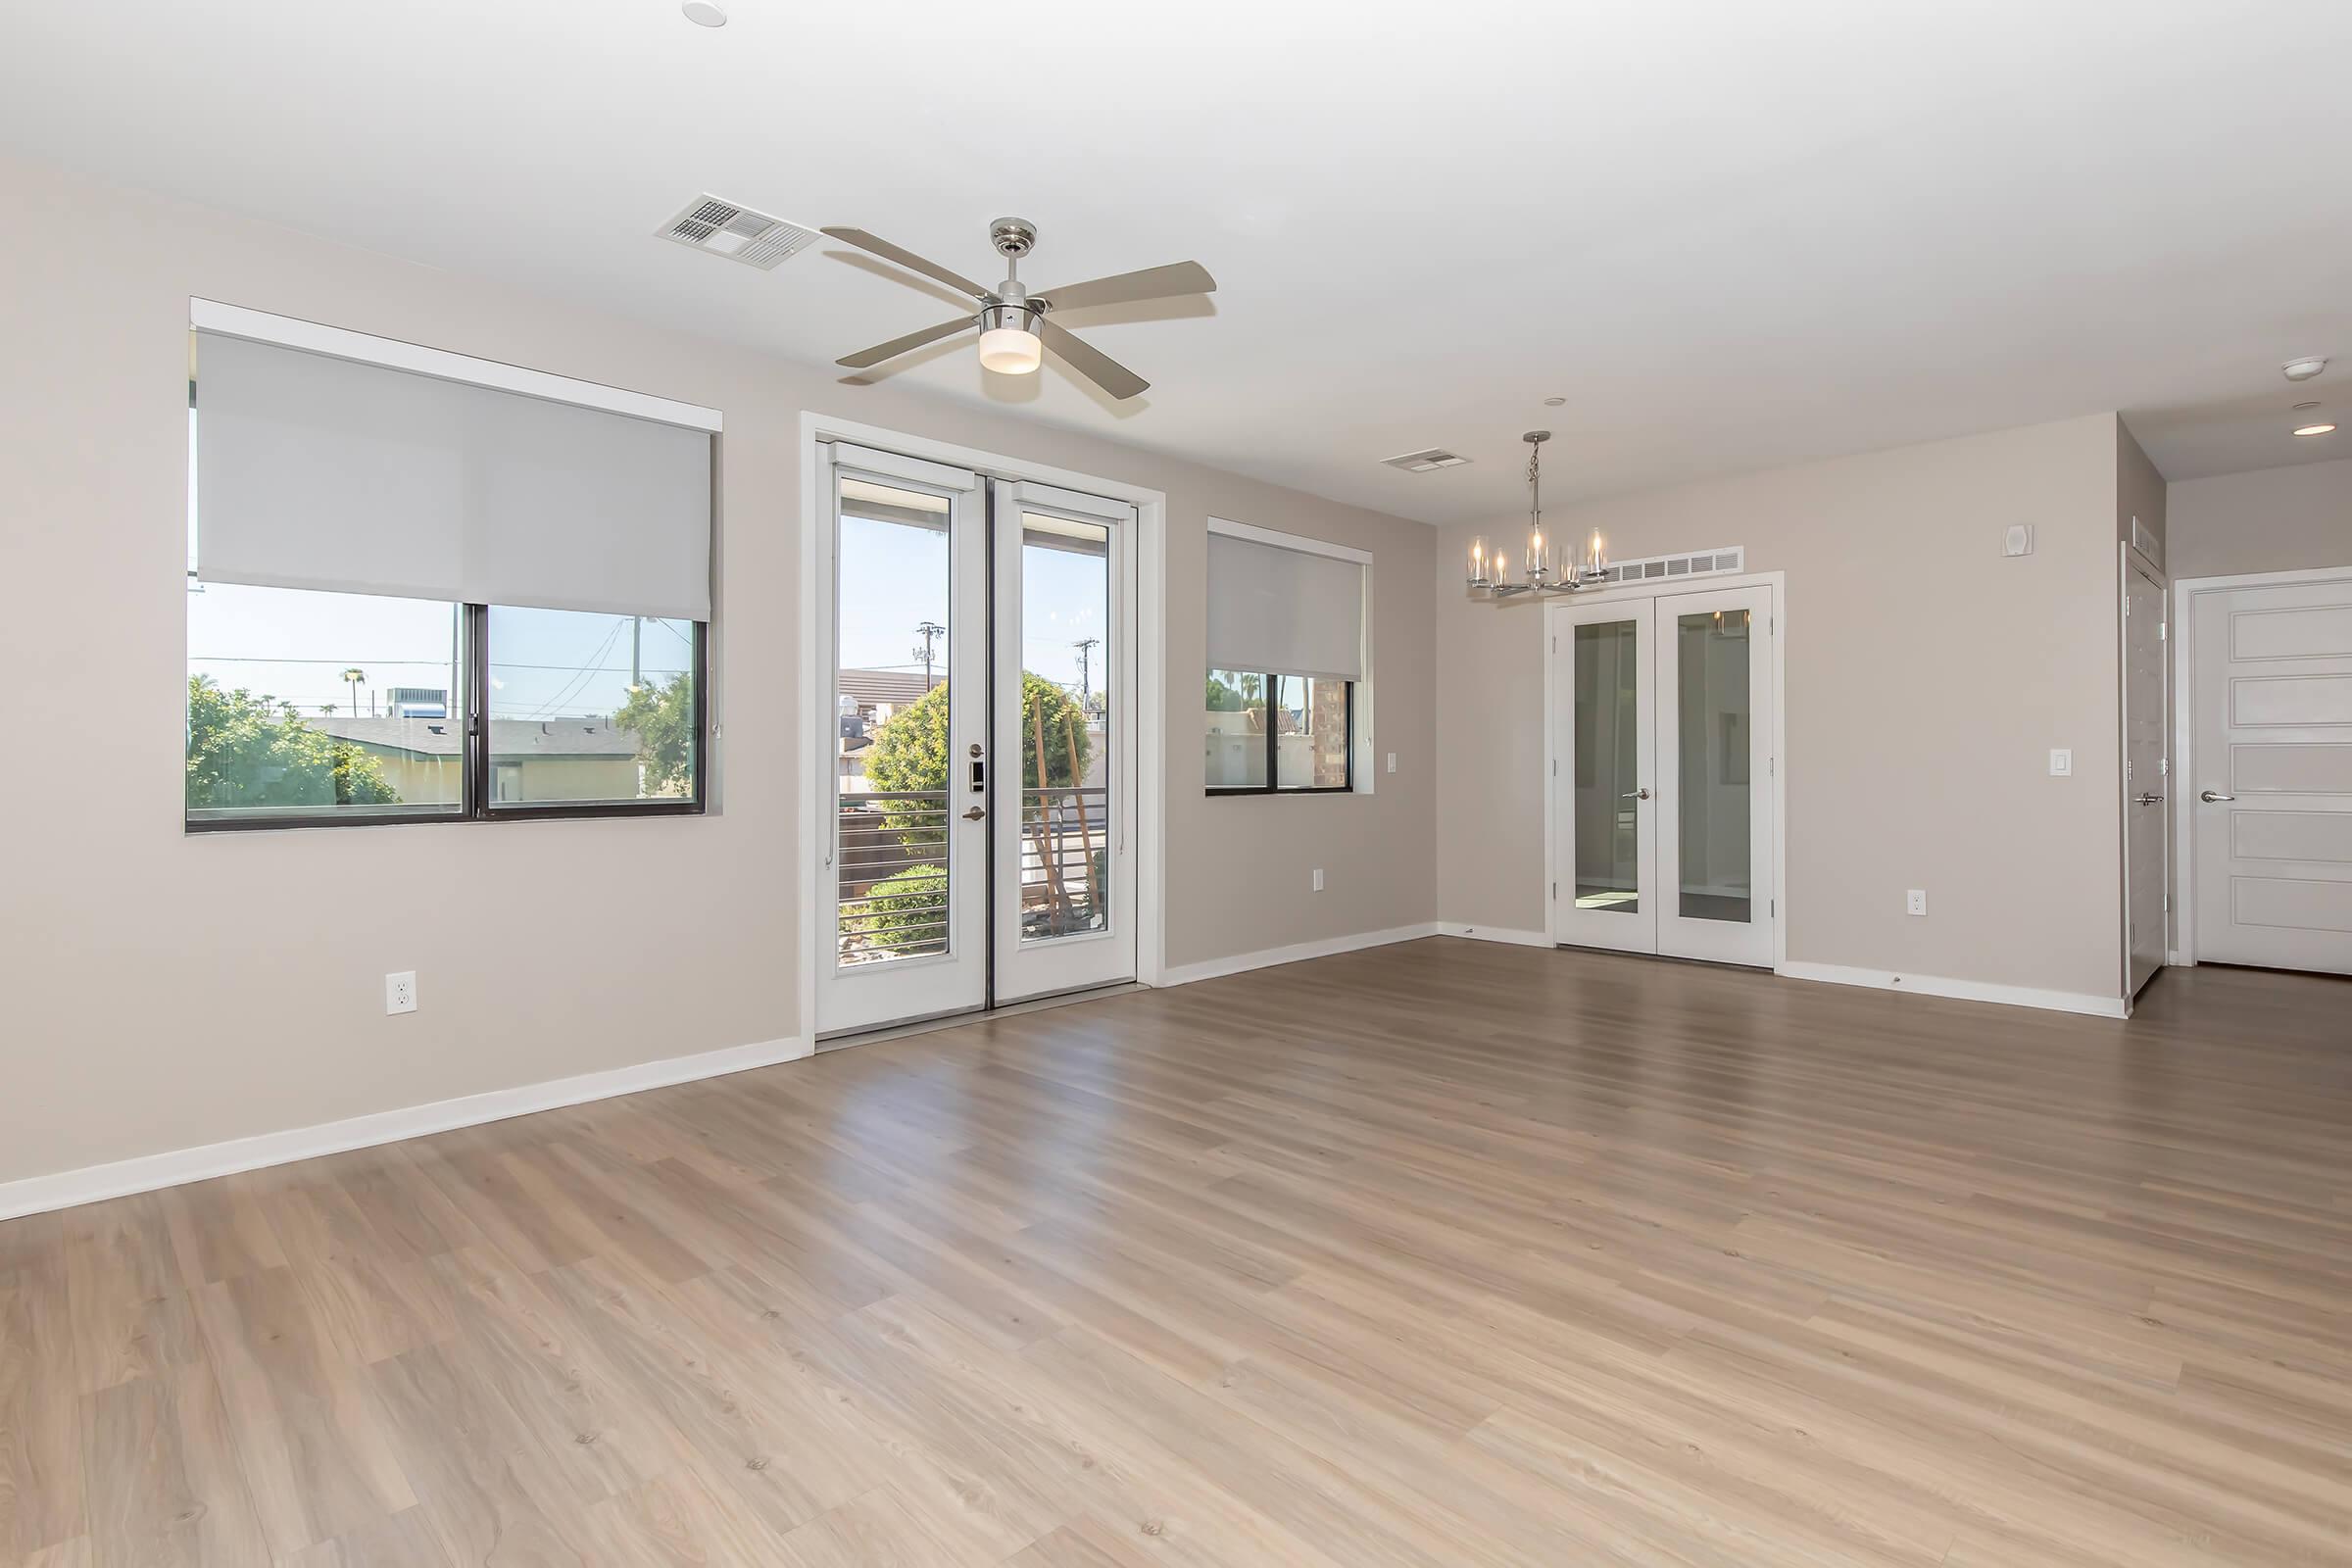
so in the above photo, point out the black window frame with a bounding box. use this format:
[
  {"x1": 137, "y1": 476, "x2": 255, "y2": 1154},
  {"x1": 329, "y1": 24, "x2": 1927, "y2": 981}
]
[
  {"x1": 1204, "y1": 670, "x2": 1356, "y2": 797},
  {"x1": 184, "y1": 603, "x2": 709, "y2": 833}
]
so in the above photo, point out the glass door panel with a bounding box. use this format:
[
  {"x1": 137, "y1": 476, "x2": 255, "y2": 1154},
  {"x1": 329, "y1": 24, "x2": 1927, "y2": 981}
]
[
  {"x1": 1015, "y1": 511, "x2": 1110, "y2": 946},
  {"x1": 1656, "y1": 585, "x2": 1775, "y2": 965},
  {"x1": 1576, "y1": 621, "x2": 1643, "y2": 912},
  {"x1": 1673, "y1": 608, "x2": 1752, "y2": 923},
  {"x1": 992, "y1": 480, "x2": 1138, "y2": 1003},
  {"x1": 814, "y1": 451, "x2": 988, "y2": 1036},
  {"x1": 1552, "y1": 605, "x2": 1655, "y2": 954}
]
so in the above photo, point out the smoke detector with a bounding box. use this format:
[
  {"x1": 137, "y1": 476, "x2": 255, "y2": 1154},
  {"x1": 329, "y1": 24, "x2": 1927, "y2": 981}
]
[
  {"x1": 1384, "y1": 448, "x2": 1472, "y2": 473},
  {"x1": 2283, "y1": 357, "x2": 2328, "y2": 382},
  {"x1": 659, "y1": 196, "x2": 817, "y2": 270}
]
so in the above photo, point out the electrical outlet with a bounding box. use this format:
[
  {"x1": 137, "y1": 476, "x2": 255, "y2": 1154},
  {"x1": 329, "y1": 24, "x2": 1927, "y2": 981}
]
[
  {"x1": 2048, "y1": 748, "x2": 2073, "y2": 777},
  {"x1": 385, "y1": 971, "x2": 417, "y2": 1014},
  {"x1": 1906, "y1": 889, "x2": 1928, "y2": 917},
  {"x1": 1311, "y1": 868, "x2": 1325, "y2": 893}
]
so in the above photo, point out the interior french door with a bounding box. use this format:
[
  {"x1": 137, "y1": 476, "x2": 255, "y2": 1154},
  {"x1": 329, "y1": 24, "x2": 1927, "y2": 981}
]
[
  {"x1": 814, "y1": 444, "x2": 1136, "y2": 1038},
  {"x1": 1550, "y1": 584, "x2": 1776, "y2": 966}
]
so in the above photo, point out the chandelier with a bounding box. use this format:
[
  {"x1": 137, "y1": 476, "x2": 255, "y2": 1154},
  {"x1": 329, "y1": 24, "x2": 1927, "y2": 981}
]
[{"x1": 1466, "y1": 430, "x2": 1608, "y2": 601}]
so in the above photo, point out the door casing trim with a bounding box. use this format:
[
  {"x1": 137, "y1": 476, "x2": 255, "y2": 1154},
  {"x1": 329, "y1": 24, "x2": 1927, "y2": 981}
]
[
  {"x1": 798, "y1": 413, "x2": 1169, "y2": 1051},
  {"x1": 2170, "y1": 562, "x2": 2352, "y2": 969}
]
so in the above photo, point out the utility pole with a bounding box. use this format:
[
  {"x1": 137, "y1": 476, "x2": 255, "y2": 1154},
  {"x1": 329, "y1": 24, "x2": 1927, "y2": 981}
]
[
  {"x1": 1072, "y1": 637, "x2": 1100, "y2": 711},
  {"x1": 630, "y1": 614, "x2": 643, "y2": 694},
  {"x1": 912, "y1": 621, "x2": 946, "y2": 688}
]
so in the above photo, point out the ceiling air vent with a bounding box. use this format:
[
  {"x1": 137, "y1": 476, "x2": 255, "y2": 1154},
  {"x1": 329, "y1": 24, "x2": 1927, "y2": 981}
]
[
  {"x1": 1383, "y1": 448, "x2": 1473, "y2": 473},
  {"x1": 658, "y1": 195, "x2": 818, "y2": 271},
  {"x1": 1602, "y1": 546, "x2": 1744, "y2": 584}
]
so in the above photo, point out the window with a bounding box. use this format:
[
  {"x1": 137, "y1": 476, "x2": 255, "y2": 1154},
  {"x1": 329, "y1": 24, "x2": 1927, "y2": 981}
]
[
  {"x1": 1203, "y1": 521, "x2": 1367, "y2": 795},
  {"x1": 185, "y1": 584, "x2": 465, "y2": 825},
  {"x1": 485, "y1": 608, "x2": 702, "y2": 808},
  {"x1": 185, "y1": 308, "x2": 716, "y2": 830}
]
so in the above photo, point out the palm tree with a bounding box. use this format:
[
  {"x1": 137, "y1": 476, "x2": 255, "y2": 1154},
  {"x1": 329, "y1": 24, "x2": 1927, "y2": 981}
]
[
  {"x1": 319, "y1": 704, "x2": 338, "y2": 716},
  {"x1": 340, "y1": 667, "x2": 367, "y2": 716}
]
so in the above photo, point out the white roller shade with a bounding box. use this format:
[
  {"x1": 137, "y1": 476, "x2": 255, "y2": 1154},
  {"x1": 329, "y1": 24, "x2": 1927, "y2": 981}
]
[
  {"x1": 1205, "y1": 528, "x2": 1365, "y2": 681},
  {"x1": 195, "y1": 332, "x2": 712, "y2": 620}
]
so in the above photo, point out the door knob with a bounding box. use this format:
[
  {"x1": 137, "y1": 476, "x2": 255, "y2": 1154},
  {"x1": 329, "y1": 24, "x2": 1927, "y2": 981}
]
[
  {"x1": 2199, "y1": 790, "x2": 2234, "y2": 803},
  {"x1": 2133, "y1": 793, "x2": 2164, "y2": 806},
  {"x1": 961, "y1": 807, "x2": 986, "y2": 821}
]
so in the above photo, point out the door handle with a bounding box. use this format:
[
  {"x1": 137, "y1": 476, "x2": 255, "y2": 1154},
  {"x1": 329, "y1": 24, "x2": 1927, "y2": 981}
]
[
  {"x1": 1619, "y1": 788, "x2": 1651, "y2": 801},
  {"x1": 961, "y1": 806, "x2": 986, "y2": 821},
  {"x1": 2133, "y1": 793, "x2": 2164, "y2": 806},
  {"x1": 2199, "y1": 790, "x2": 2234, "y2": 803}
]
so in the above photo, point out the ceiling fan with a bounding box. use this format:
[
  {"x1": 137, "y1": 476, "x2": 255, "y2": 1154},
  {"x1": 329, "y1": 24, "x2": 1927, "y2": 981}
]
[{"x1": 823, "y1": 217, "x2": 1215, "y2": 401}]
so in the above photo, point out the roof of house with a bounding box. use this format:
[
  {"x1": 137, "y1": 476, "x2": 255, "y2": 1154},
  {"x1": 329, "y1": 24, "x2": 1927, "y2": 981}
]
[
  {"x1": 312, "y1": 715, "x2": 641, "y2": 759},
  {"x1": 839, "y1": 668, "x2": 937, "y2": 709}
]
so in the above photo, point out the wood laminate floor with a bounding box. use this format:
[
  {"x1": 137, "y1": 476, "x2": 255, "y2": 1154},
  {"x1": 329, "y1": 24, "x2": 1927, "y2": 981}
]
[{"x1": 3, "y1": 940, "x2": 2348, "y2": 1566}]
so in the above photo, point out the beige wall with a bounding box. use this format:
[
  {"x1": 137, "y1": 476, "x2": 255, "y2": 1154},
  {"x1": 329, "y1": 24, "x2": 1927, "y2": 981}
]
[
  {"x1": 2167, "y1": 457, "x2": 2352, "y2": 580},
  {"x1": 1435, "y1": 414, "x2": 2129, "y2": 999},
  {"x1": 0, "y1": 152, "x2": 1434, "y2": 1187}
]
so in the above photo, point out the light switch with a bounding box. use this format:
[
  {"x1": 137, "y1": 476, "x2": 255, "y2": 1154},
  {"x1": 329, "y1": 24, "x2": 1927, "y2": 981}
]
[
  {"x1": 2048, "y1": 748, "x2": 2073, "y2": 777},
  {"x1": 1387, "y1": 752, "x2": 1396, "y2": 774}
]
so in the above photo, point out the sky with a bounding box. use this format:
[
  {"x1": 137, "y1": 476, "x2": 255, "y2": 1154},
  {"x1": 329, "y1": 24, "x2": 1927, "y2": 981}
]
[{"x1": 836, "y1": 511, "x2": 1109, "y2": 704}]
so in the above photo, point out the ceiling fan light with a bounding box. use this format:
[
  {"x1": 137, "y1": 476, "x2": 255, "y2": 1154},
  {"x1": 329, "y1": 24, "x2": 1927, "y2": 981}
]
[{"x1": 979, "y1": 325, "x2": 1042, "y2": 375}]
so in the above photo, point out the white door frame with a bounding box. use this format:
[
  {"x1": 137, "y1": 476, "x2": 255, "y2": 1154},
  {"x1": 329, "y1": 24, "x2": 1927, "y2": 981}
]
[
  {"x1": 2118, "y1": 542, "x2": 2168, "y2": 1009},
  {"x1": 1543, "y1": 569, "x2": 1788, "y2": 971},
  {"x1": 1655, "y1": 582, "x2": 1778, "y2": 967},
  {"x1": 1547, "y1": 596, "x2": 1657, "y2": 956},
  {"x1": 990, "y1": 477, "x2": 1141, "y2": 1004},
  {"x1": 798, "y1": 413, "x2": 1169, "y2": 1049},
  {"x1": 2170, "y1": 561, "x2": 2352, "y2": 967}
]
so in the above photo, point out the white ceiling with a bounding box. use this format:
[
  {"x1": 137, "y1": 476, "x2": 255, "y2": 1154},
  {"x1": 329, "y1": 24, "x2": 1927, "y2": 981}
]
[{"x1": 3, "y1": 0, "x2": 2346, "y2": 525}]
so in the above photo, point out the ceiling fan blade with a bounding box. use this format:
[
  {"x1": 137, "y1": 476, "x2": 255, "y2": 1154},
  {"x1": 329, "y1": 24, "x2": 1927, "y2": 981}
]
[
  {"x1": 1034, "y1": 261, "x2": 1216, "y2": 313},
  {"x1": 835, "y1": 315, "x2": 975, "y2": 370},
  {"x1": 1037, "y1": 318, "x2": 1149, "y2": 401},
  {"x1": 819, "y1": 227, "x2": 991, "y2": 300}
]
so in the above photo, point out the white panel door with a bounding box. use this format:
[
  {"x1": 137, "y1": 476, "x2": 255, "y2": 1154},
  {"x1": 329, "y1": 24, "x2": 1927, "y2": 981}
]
[
  {"x1": 815, "y1": 445, "x2": 989, "y2": 1036},
  {"x1": 990, "y1": 480, "x2": 1138, "y2": 1003},
  {"x1": 2124, "y1": 560, "x2": 2168, "y2": 997},
  {"x1": 2192, "y1": 575, "x2": 2352, "y2": 975},
  {"x1": 1551, "y1": 601, "x2": 1656, "y2": 954},
  {"x1": 1655, "y1": 586, "x2": 1776, "y2": 966}
]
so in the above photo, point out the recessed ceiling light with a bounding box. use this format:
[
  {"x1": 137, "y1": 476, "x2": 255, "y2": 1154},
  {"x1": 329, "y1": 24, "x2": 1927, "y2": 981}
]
[
  {"x1": 2293, "y1": 422, "x2": 2337, "y2": 437},
  {"x1": 1543, "y1": 395, "x2": 1567, "y2": 407},
  {"x1": 2292, "y1": 400, "x2": 2321, "y2": 411},
  {"x1": 681, "y1": 1, "x2": 727, "y2": 26}
]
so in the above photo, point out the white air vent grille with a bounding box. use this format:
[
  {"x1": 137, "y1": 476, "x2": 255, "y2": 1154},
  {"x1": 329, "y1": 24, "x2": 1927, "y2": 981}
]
[
  {"x1": 1601, "y1": 546, "x2": 1744, "y2": 584},
  {"x1": 659, "y1": 194, "x2": 818, "y2": 271},
  {"x1": 1383, "y1": 448, "x2": 1472, "y2": 473}
]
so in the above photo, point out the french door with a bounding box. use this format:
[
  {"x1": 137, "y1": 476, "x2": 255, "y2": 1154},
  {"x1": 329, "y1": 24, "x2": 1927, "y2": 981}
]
[
  {"x1": 1549, "y1": 584, "x2": 1777, "y2": 966},
  {"x1": 814, "y1": 444, "x2": 1137, "y2": 1037}
]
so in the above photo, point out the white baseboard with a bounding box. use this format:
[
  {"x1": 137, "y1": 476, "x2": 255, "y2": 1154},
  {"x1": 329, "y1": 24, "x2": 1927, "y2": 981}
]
[
  {"x1": 0, "y1": 1032, "x2": 809, "y2": 1223},
  {"x1": 1777, "y1": 960, "x2": 2127, "y2": 1019},
  {"x1": 1158, "y1": 922, "x2": 1441, "y2": 987},
  {"x1": 1435, "y1": 921, "x2": 1553, "y2": 948}
]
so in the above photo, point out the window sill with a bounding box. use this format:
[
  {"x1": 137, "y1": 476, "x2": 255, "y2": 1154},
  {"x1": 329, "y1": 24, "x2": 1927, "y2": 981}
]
[
  {"x1": 1203, "y1": 787, "x2": 1359, "y2": 798},
  {"x1": 186, "y1": 800, "x2": 703, "y2": 832}
]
